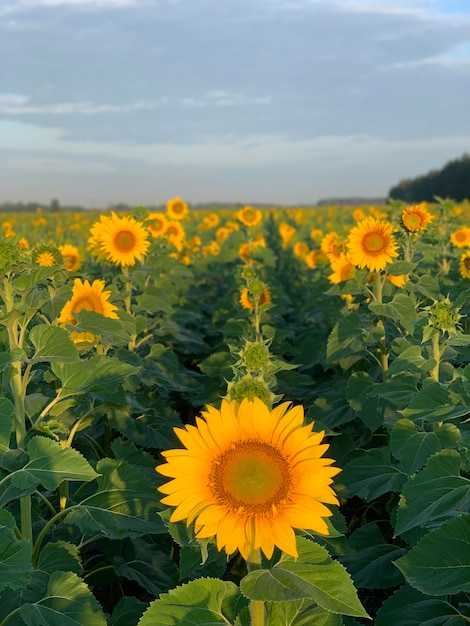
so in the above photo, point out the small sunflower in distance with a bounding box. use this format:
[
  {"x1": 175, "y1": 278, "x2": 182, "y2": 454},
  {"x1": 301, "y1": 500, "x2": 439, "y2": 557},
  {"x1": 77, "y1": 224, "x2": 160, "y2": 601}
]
[
  {"x1": 240, "y1": 286, "x2": 271, "y2": 310},
  {"x1": 90, "y1": 213, "x2": 150, "y2": 267},
  {"x1": 166, "y1": 197, "x2": 189, "y2": 221},
  {"x1": 237, "y1": 206, "x2": 262, "y2": 228},
  {"x1": 59, "y1": 244, "x2": 82, "y2": 272},
  {"x1": 157, "y1": 397, "x2": 340, "y2": 559},
  {"x1": 328, "y1": 253, "x2": 356, "y2": 284},
  {"x1": 450, "y1": 227, "x2": 470, "y2": 249},
  {"x1": 145, "y1": 212, "x2": 168, "y2": 238},
  {"x1": 401, "y1": 203, "x2": 434, "y2": 232},
  {"x1": 346, "y1": 217, "x2": 398, "y2": 272},
  {"x1": 459, "y1": 251, "x2": 470, "y2": 279},
  {"x1": 31, "y1": 244, "x2": 62, "y2": 267},
  {"x1": 57, "y1": 278, "x2": 119, "y2": 343}
]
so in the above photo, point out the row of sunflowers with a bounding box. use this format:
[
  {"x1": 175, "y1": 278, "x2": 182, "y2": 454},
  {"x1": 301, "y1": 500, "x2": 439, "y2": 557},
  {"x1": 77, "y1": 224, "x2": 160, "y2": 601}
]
[{"x1": 0, "y1": 197, "x2": 469, "y2": 625}]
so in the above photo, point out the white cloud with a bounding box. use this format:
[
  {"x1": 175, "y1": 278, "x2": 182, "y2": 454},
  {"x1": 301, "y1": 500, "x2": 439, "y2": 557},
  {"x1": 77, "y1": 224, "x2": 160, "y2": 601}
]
[{"x1": 0, "y1": 95, "x2": 158, "y2": 115}]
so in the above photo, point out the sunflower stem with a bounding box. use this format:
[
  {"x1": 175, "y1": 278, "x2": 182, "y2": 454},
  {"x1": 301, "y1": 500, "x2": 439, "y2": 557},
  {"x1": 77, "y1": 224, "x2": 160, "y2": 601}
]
[
  {"x1": 430, "y1": 331, "x2": 441, "y2": 382},
  {"x1": 247, "y1": 549, "x2": 265, "y2": 626}
]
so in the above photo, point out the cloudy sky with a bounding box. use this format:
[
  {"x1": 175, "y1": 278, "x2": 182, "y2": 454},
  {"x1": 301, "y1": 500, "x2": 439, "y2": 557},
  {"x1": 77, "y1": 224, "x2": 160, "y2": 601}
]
[{"x1": 1, "y1": 0, "x2": 469, "y2": 207}]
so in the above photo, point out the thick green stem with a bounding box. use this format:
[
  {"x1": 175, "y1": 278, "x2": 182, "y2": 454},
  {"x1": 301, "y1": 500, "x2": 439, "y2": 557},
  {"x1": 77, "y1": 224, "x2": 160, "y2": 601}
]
[
  {"x1": 32, "y1": 507, "x2": 71, "y2": 566},
  {"x1": 247, "y1": 549, "x2": 265, "y2": 626}
]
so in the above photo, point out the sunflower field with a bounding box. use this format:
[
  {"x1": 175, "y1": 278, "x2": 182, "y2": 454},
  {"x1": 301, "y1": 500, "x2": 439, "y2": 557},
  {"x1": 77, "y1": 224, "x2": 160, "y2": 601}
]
[{"x1": 0, "y1": 197, "x2": 469, "y2": 625}]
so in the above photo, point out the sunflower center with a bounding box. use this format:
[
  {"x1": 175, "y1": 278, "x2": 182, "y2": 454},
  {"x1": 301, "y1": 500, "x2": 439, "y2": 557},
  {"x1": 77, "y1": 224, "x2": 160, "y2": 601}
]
[
  {"x1": 405, "y1": 213, "x2": 422, "y2": 228},
  {"x1": 209, "y1": 439, "x2": 292, "y2": 515},
  {"x1": 363, "y1": 232, "x2": 386, "y2": 254},
  {"x1": 114, "y1": 230, "x2": 136, "y2": 252},
  {"x1": 72, "y1": 294, "x2": 104, "y2": 315}
]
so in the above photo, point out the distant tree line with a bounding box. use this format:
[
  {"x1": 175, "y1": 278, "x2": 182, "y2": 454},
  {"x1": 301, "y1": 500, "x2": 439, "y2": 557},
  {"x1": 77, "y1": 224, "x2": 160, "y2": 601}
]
[{"x1": 388, "y1": 154, "x2": 470, "y2": 203}]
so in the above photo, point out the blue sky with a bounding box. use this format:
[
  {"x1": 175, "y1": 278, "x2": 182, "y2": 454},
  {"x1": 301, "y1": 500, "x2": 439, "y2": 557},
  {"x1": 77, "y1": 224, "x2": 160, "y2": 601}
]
[{"x1": 1, "y1": 0, "x2": 469, "y2": 207}]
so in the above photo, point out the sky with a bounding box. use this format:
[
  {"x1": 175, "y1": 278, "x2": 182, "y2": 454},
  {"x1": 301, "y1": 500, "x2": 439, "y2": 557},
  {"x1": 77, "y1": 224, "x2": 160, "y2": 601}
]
[{"x1": 1, "y1": 0, "x2": 470, "y2": 207}]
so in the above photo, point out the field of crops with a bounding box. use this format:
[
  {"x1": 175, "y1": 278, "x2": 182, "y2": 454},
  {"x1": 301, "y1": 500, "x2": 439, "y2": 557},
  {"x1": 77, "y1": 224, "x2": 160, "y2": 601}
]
[{"x1": 0, "y1": 198, "x2": 469, "y2": 625}]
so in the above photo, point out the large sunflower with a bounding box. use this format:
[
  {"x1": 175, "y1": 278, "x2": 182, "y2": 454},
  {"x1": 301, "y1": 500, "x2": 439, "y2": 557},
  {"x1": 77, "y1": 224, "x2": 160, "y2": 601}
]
[
  {"x1": 346, "y1": 217, "x2": 398, "y2": 272},
  {"x1": 157, "y1": 397, "x2": 340, "y2": 560},
  {"x1": 58, "y1": 278, "x2": 119, "y2": 343},
  {"x1": 92, "y1": 213, "x2": 150, "y2": 267},
  {"x1": 401, "y1": 203, "x2": 434, "y2": 232}
]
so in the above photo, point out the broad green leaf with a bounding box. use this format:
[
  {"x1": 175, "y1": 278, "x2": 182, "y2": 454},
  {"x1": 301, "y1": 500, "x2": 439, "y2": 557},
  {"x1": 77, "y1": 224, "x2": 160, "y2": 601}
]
[
  {"x1": 395, "y1": 515, "x2": 470, "y2": 595},
  {"x1": 391, "y1": 419, "x2": 461, "y2": 475},
  {"x1": 198, "y1": 351, "x2": 232, "y2": 379},
  {"x1": 400, "y1": 379, "x2": 469, "y2": 422},
  {"x1": 339, "y1": 523, "x2": 404, "y2": 589},
  {"x1": 109, "y1": 597, "x2": 148, "y2": 626},
  {"x1": 29, "y1": 325, "x2": 79, "y2": 363},
  {"x1": 107, "y1": 405, "x2": 182, "y2": 450},
  {"x1": 386, "y1": 260, "x2": 416, "y2": 275},
  {"x1": 52, "y1": 355, "x2": 139, "y2": 394},
  {"x1": 137, "y1": 577, "x2": 248, "y2": 626},
  {"x1": 67, "y1": 458, "x2": 166, "y2": 538},
  {"x1": 240, "y1": 537, "x2": 369, "y2": 618},
  {"x1": 36, "y1": 541, "x2": 82, "y2": 575},
  {"x1": 0, "y1": 570, "x2": 49, "y2": 625},
  {"x1": 20, "y1": 570, "x2": 107, "y2": 626},
  {"x1": 339, "y1": 448, "x2": 407, "y2": 501},
  {"x1": 14, "y1": 267, "x2": 61, "y2": 291},
  {"x1": 0, "y1": 525, "x2": 32, "y2": 592},
  {"x1": 265, "y1": 600, "x2": 343, "y2": 626},
  {"x1": 366, "y1": 372, "x2": 418, "y2": 408},
  {"x1": 0, "y1": 352, "x2": 12, "y2": 373},
  {"x1": 179, "y1": 543, "x2": 227, "y2": 582},
  {"x1": 346, "y1": 371, "x2": 384, "y2": 432},
  {"x1": 326, "y1": 312, "x2": 369, "y2": 363},
  {"x1": 112, "y1": 539, "x2": 177, "y2": 596},
  {"x1": 72, "y1": 309, "x2": 134, "y2": 345},
  {"x1": 375, "y1": 584, "x2": 466, "y2": 626},
  {"x1": 10, "y1": 436, "x2": 99, "y2": 491},
  {"x1": 0, "y1": 398, "x2": 14, "y2": 449},
  {"x1": 395, "y1": 449, "x2": 470, "y2": 536},
  {"x1": 387, "y1": 346, "x2": 433, "y2": 377}
]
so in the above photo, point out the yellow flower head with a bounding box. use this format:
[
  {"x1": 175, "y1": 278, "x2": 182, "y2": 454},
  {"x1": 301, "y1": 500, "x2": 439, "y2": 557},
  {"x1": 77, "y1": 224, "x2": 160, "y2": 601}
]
[
  {"x1": 57, "y1": 278, "x2": 119, "y2": 344},
  {"x1": 164, "y1": 220, "x2": 186, "y2": 251},
  {"x1": 304, "y1": 250, "x2": 319, "y2": 269},
  {"x1": 328, "y1": 253, "x2": 356, "y2": 284},
  {"x1": 279, "y1": 222, "x2": 296, "y2": 247},
  {"x1": 240, "y1": 287, "x2": 271, "y2": 310},
  {"x1": 237, "y1": 206, "x2": 262, "y2": 227},
  {"x1": 31, "y1": 244, "x2": 62, "y2": 267},
  {"x1": 157, "y1": 397, "x2": 340, "y2": 559},
  {"x1": 401, "y1": 203, "x2": 434, "y2": 232},
  {"x1": 450, "y1": 227, "x2": 470, "y2": 248},
  {"x1": 89, "y1": 213, "x2": 150, "y2": 267},
  {"x1": 145, "y1": 212, "x2": 168, "y2": 238},
  {"x1": 346, "y1": 217, "x2": 398, "y2": 272},
  {"x1": 202, "y1": 241, "x2": 220, "y2": 257},
  {"x1": 166, "y1": 197, "x2": 189, "y2": 221},
  {"x1": 320, "y1": 232, "x2": 344, "y2": 260},
  {"x1": 293, "y1": 241, "x2": 309, "y2": 259},
  {"x1": 459, "y1": 251, "x2": 470, "y2": 279},
  {"x1": 201, "y1": 213, "x2": 220, "y2": 230},
  {"x1": 59, "y1": 244, "x2": 82, "y2": 272}
]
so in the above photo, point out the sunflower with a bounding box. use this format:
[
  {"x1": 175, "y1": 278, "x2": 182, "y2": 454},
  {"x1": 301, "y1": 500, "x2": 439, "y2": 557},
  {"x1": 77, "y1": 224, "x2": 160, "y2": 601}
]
[
  {"x1": 201, "y1": 213, "x2": 220, "y2": 230},
  {"x1": 240, "y1": 287, "x2": 271, "y2": 310},
  {"x1": 293, "y1": 241, "x2": 309, "y2": 259},
  {"x1": 57, "y1": 278, "x2": 119, "y2": 344},
  {"x1": 279, "y1": 223, "x2": 296, "y2": 248},
  {"x1": 328, "y1": 254, "x2": 356, "y2": 284},
  {"x1": 387, "y1": 274, "x2": 406, "y2": 288},
  {"x1": 164, "y1": 220, "x2": 186, "y2": 251},
  {"x1": 157, "y1": 397, "x2": 340, "y2": 559},
  {"x1": 59, "y1": 244, "x2": 82, "y2": 272},
  {"x1": 320, "y1": 232, "x2": 343, "y2": 260},
  {"x1": 202, "y1": 241, "x2": 220, "y2": 257},
  {"x1": 145, "y1": 212, "x2": 168, "y2": 238},
  {"x1": 91, "y1": 213, "x2": 150, "y2": 267},
  {"x1": 450, "y1": 227, "x2": 470, "y2": 248},
  {"x1": 304, "y1": 250, "x2": 318, "y2": 269},
  {"x1": 401, "y1": 203, "x2": 434, "y2": 232},
  {"x1": 31, "y1": 244, "x2": 62, "y2": 267},
  {"x1": 346, "y1": 217, "x2": 398, "y2": 272},
  {"x1": 459, "y1": 251, "x2": 470, "y2": 279},
  {"x1": 166, "y1": 197, "x2": 189, "y2": 221},
  {"x1": 237, "y1": 206, "x2": 262, "y2": 228}
]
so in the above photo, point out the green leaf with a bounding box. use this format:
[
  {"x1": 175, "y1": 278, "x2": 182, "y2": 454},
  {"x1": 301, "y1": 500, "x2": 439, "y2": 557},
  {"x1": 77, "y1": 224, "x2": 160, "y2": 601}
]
[
  {"x1": 179, "y1": 544, "x2": 227, "y2": 582},
  {"x1": 52, "y1": 356, "x2": 140, "y2": 394},
  {"x1": 0, "y1": 525, "x2": 32, "y2": 592},
  {"x1": 386, "y1": 260, "x2": 416, "y2": 275},
  {"x1": 19, "y1": 570, "x2": 107, "y2": 626},
  {"x1": 387, "y1": 346, "x2": 433, "y2": 377},
  {"x1": 240, "y1": 537, "x2": 369, "y2": 618},
  {"x1": 339, "y1": 448, "x2": 407, "y2": 501},
  {"x1": 391, "y1": 419, "x2": 461, "y2": 475},
  {"x1": 326, "y1": 312, "x2": 369, "y2": 363},
  {"x1": 400, "y1": 379, "x2": 469, "y2": 423},
  {"x1": 375, "y1": 584, "x2": 466, "y2": 626},
  {"x1": 265, "y1": 601, "x2": 343, "y2": 626},
  {"x1": 346, "y1": 371, "x2": 384, "y2": 432},
  {"x1": 36, "y1": 541, "x2": 82, "y2": 575},
  {"x1": 394, "y1": 515, "x2": 470, "y2": 595},
  {"x1": 29, "y1": 325, "x2": 79, "y2": 363},
  {"x1": 395, "y1": 449, "x2": 470, "y2": 536},
  {"x1": 339, "y1": 524, "x2": 405, "y2": 589},
  {"x1": 0, "y1": 398, "x2": 14, "y2": 449},
  {"x1": 10, "y1": 436, "x2": 99, "y2": 491},
  {"x1": 198, "y1": 351, "x2": 232, "y2": 379},
  {"x1": 109, "y1": 597, "x2": 148, "y2": 626},
  {"x1": 112, "y1": 539, "x2": 177, "y2": 596},
  {"x1": 67, "y1": 458, "x2": 166, "y2": 538},
  {"x1": 137, "y1": 577, "x2": 248, "y2": 626},
  {"x1": 72, "y1": 309, "x2": 133, "y2": 345}
]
